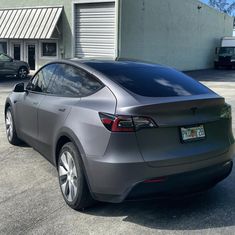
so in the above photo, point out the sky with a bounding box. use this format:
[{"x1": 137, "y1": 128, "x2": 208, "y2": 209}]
[
  {"x1": 200, "y1": 0, "x2": 235, "y2": 15},
  {"x1": 200, "y1": 0, "x2": 234, "y2": 3}
]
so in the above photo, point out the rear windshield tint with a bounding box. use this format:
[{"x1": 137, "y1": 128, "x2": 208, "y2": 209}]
[{"x1": 85, "y1": 62, "x2": 211, "y2": 97}]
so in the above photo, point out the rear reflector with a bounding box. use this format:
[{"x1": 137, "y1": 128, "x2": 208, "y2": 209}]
[
  {"x1": 144, "y1": 177, "x2": 166, "y2": 183},
  {"x1": 99, "y1": 113, "x2": 157, "y2": 132}
]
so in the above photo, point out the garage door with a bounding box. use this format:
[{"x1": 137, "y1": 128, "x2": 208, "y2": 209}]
[{"x1": 75, "y1": 2, "x2": 116, "y2": 58}]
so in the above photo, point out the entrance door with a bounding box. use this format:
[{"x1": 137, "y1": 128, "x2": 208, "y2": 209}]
[
  {"x1": 10, "y1": 42, "x2": 23, "y2": 61},
  {"x1": 13, "y1": 44, "x2": 21, "y2": 60},
  {"x1": 27, "y1": 44, "x2": 36, "y2": 71}
]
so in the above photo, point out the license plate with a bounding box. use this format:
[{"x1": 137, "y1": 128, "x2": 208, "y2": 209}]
[{"x1": 180, "y1": 125, "x2": 206, "y2": 142}]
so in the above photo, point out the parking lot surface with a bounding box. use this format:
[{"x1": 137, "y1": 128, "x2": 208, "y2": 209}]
[{"x1": 0, "y1": 70, "x2": 235, "y2": 235}]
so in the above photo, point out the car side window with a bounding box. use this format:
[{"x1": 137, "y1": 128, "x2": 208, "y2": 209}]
[
  {"x1": 48, "y1": 64, "x2": 104, "y2": 97},
  {"x1": 27, "y1": 64, "x2": 57, "y2": 93}
]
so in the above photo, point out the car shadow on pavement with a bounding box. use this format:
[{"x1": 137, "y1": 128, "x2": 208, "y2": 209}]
[
  {"x1": 0, "y1": 76, "x2": 31, "y2": 85},
  {"x1": 85, "y1": 172, "x2": 235, "y2": 230},
  {"x1": 185, "y1": 69, "x2": 235, "y2": 82}
]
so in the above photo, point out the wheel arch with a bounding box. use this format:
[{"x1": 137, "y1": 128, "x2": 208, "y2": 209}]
[
  {"x1": 4, "y1": 98, "x2": 13, "y2": 116},
  {"x1": 18, "y1": 65, "x2": 29, "y2": 73},
  {"x1": 54, "y1": 129, "x2": 95, "y2": 196},
  {"x1": 5, "y1": 102, "x2": 11, "y2": 116},
  {"x1": 54, "y1": 128, "x2": 86, "y2": 167}
]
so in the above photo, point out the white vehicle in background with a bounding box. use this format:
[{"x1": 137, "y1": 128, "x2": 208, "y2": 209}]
[{"x1": 214, "y1": 37, "x2": 235, "y2": 69}]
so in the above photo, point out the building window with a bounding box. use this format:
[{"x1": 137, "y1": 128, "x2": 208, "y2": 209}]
[
  {"x1": 0, "y1": 42, "x2": 7, "y2": 54},
  {"x1": 42, "y1": 42, "x2": 57, "y2": 57}
]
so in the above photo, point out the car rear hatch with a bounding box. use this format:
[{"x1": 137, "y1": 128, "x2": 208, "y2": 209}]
[{"x1": 121, "y1": 95, "x2": 234, "y2": 167}]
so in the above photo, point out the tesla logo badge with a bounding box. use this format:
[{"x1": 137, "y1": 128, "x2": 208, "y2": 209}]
[{"x1": 191, "y1": 107, "x2": 198, "y2": 115}]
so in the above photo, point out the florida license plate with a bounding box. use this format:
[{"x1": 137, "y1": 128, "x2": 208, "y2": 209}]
[{"x1": 180, "y1": 125, "x2": 206, "y2": 142}]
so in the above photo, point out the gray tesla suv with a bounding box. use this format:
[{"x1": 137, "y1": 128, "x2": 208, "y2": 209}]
[{"x1": 5, "y1": 59, "x2": 235, "y2": 210}]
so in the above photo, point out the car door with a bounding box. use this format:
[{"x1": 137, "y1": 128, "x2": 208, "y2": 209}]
[
  {"x1": 15, "y1": 64, "x2": 57, "y2": 147},
  {"x1": 37, "y1": 64, "x2": 79, "y2": 161}
]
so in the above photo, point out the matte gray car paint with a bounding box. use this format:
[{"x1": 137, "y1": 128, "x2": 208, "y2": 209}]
[{"x1": 5, "y1": 59, "x2": 235, "y2": 203}]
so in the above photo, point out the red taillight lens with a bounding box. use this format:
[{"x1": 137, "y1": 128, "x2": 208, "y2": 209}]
[
  {"x1": 99, "y1": 113, "x2": 135, "y2": 132},
  {"x1": 99, "y1": 113, "x2": 156, "y2": 132}
]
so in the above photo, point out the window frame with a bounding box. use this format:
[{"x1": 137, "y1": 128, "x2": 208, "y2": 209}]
[
  {"x1": 39, "y1": 40, "x2": 58, "y2": 59},
  {"x1": 47, "y1": 62, "x2": 105, "y2": 98},
  {"x1": 26, "y1": 63, "x2": 58, "y2": 94},
  {"x1": 26, "y1": 62, "x2": 105, "y2": 98}
]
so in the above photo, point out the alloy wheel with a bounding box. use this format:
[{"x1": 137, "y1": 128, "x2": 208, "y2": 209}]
[
  {"x1": 5, "y1": 110, "x2": 13, "y2": 141},
  {"x1": 18, "y1": 68, "x2": 27, "y2": 79},
  {"x1": 59, "y1": 151, "x2": 78, "y2": 202}
]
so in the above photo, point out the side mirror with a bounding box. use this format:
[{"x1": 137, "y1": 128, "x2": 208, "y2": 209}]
[
  {"x1": 215, "y1": 47, "x2": 219, "y2": 54},
  {"x1": 13, "y1": 82, "x2": 25, "y2": 93}
]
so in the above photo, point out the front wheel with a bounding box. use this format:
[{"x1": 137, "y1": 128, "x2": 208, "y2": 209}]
[
  {"x1": 5, "y1": 107, "x2": 22, "y2": 145},
  {"x1": 214, "y1": 63, "x2": 219, "y2": 69},
  {"x1": 58, "y1": 142, "x2": 95, "y2": 210},
  {"x1": 17, "y1": 67, "x2": 28, "y2": 79}
]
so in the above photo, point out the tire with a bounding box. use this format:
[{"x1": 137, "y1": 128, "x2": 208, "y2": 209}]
[
  {"x1": 58, "y1": 142, "x2": 95, "y2": 210},
  {"x1": 17, "y1": 67, "x2": 28, "y2": 79},
  {"x1": 5, "y1": 106, "x2": 22, "y2": 145},
  {"x1": 214, "y1": 63, "x2": 219, "y2": 69}
]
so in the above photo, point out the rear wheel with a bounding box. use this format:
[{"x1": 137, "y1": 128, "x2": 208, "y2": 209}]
[
  {"x1": 17, "y1": 67, "x2": 28, "y2": 79},
  {"x1": 5, "y1": 107, "x2": 22, "y2": 145},
  {"x1": 214, "y1": 62, "x2": 219, "y2": 69},
  {"x1": 58, "y1": 142, "x2": 95, "y2": 210}
]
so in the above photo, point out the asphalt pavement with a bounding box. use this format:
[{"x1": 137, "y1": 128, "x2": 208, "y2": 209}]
[{"x1": 0, "y1": 70, "x2": 235, "y2": 235}]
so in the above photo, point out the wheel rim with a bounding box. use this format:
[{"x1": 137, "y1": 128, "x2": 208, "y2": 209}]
[
  {"x1": 59, "y1": 151, "x2": 78, "y2": 202},
  {"x1": 18, "y1": 68, "x2": 27, "y2": 79},
  {"x1": 5, "y1": 110, "x2": 13, "y2": 141}
]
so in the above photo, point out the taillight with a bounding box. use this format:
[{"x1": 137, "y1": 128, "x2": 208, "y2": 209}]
[
  {"x1": 99, "y1": 113, "x2": 157, "y2": 132},
  {"x1": 220, "y1": 103, "x2": 232, "y2": 119}
]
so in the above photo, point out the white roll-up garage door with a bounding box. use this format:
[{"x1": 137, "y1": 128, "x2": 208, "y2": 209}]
[{"x1": 74, "y1": 2, "x2": 116, "y2": 58}]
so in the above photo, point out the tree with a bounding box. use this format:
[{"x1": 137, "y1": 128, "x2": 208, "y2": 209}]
[{"x1": 208, "y1": 0, "x2": 235, "y2": 15}]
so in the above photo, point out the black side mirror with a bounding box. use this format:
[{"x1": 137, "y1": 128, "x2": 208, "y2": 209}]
[
  {"x1": 215, "y1": 47, "x2": 219, "y2": 54},
  {"x1": 13, "y1": 82, "x2": 25, "y2": 93}
]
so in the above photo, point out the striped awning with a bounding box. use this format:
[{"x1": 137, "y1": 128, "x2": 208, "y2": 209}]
[{"x1": 0, "y1": 6, "x2": 63, "y2": 39}]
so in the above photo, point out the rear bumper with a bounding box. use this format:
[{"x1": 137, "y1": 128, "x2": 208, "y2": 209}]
[
  {"x1": 127, "y1": 160, "x2": 233, "y2": 200},
  {"x1": 85, "y1": 143, "x2": 235, "y2": 203}
]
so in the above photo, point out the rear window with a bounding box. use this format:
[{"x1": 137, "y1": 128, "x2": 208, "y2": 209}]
[{"x1": 85, "y1": 62, "x2": 211, "y2": 97}]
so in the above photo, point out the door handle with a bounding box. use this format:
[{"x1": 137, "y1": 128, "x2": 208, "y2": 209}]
[
  {"x1": 32, "y1": 102, "x2": 39, "y2": 105},
  {"x1": 58, "y1": 108, "x2": 66, "y2": 112}
]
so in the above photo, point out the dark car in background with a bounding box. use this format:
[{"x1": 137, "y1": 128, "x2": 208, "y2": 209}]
[
  {"x1": 0, "y1": 52, "x2": 29, "y2": 79},
  {"x1": 4, "y1": 59, "x2": 235, "y2": 210}
]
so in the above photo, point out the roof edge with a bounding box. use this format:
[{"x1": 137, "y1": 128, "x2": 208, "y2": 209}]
[{"x1": 0, "y1": 6, "x2": 63, "y2": 11}]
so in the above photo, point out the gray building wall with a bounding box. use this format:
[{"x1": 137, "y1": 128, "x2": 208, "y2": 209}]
[
  {"x1": 0, "y1": 0, "x2": 234, "y2": 70},
  {"x1": 118, "y1": 0, "x2": 234, "y2": 71}
]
